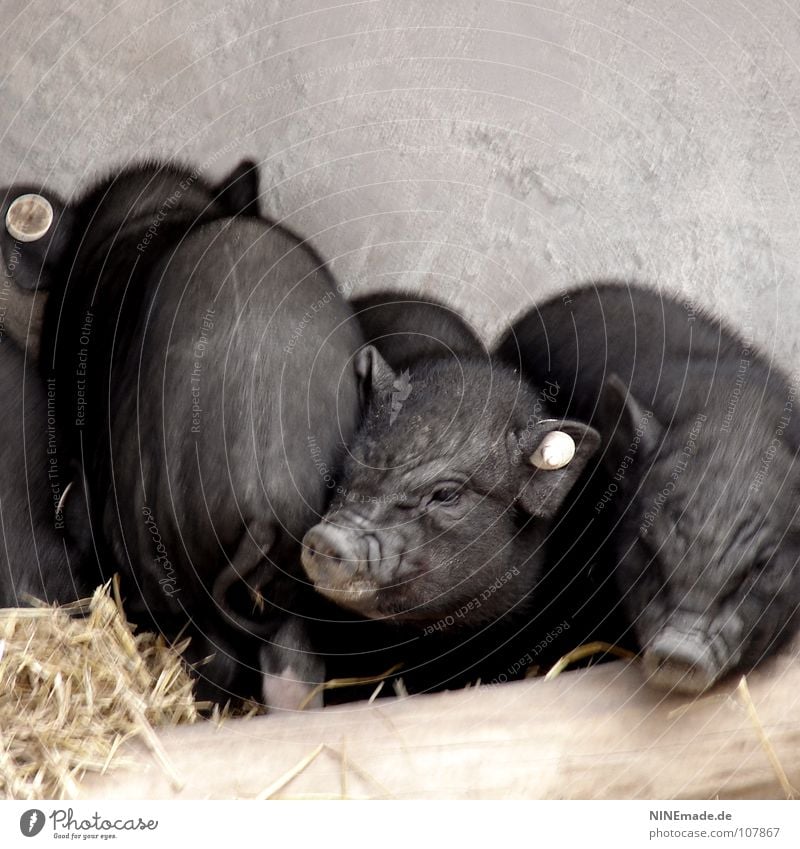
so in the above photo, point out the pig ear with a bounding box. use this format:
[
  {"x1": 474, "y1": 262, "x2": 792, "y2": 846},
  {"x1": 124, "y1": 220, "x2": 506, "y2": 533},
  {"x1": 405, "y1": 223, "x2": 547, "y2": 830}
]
[
  {"x1": 509, "y1": 418, "x2": 601, "y2": 519},
  {"x1": 0, "y1": 187, "x2": 73, "y2": 291},
  {"x1": 355, "y1": 344, "x2": 397, "y2": 403},
  {"x1": 213, "y1": 159, "x2": 260, "y2": 217},
  {"x1": 598, "y1": 374, "x2": 663, "y2": 470}
]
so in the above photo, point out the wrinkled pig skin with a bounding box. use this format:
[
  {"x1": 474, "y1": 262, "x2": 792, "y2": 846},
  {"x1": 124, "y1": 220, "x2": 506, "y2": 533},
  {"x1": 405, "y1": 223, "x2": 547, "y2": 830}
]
[{"x1": 496, "y1": 281, "x2": 800, "y2": 693}]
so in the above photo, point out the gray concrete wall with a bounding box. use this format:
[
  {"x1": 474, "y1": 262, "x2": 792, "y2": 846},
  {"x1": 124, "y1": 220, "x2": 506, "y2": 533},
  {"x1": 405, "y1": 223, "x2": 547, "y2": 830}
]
[{"x1": 3, "y1": 0, "x2": 800, "y2": 361}]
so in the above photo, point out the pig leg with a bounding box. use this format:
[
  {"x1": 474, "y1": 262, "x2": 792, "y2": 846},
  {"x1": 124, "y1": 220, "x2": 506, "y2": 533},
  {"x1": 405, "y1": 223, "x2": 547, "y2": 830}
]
[
  {"x1": 259, "y1": 617, "x2": 325, "y2": 711},
  {"x1": 212, "y1": 526, "x2": 278, "y2": 636},
  {"x1": 181, "y1": 629, "x2": 243, "y2": 705}
]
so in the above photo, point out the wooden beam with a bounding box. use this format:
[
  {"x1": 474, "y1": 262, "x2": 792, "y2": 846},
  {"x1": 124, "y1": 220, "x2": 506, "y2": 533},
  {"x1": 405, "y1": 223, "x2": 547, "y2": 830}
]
[{"x1": 77, "y1": 649, "x2": 800, "y2": 799}]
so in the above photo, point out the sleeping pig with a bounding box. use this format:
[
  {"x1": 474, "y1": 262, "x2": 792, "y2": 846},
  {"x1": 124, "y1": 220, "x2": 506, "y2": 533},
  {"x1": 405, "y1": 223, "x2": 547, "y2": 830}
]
[
  {"x1": 300, "y1": 328, "x2": 605, "y2": 692},
  {"x1": 496, "y1": 281, "x2": 800, "y2": 694},
  {"x1": 0, "y1": 160, "x2": 363, "y2": 707}
]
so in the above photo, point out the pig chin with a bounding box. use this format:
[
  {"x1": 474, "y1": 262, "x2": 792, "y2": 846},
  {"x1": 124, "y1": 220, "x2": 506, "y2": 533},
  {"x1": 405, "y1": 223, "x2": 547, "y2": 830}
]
[
  {"x1": 310, "y1": 578, "x2": 384, "y2": 618},
  {"x1": 323, "y1": 586, "x2": 444, "y2": 624},
  {"x1": 301, "y1": 568, "x2": 417, "y2": 621}
]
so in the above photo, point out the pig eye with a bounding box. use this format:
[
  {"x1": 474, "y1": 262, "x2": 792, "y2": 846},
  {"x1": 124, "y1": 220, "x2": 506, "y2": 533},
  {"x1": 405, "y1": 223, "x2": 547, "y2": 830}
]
[{"x1": 428, "y1": 486, "x2": 461, "y2": 506}]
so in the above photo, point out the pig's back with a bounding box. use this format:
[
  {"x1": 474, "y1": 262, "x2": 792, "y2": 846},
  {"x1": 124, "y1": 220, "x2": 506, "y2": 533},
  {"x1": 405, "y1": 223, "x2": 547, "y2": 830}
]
[
  {"x1": 109, "y1": 216, "x2": 363, "y2": 570},
  {"x1": 142, "y1": 215, "x2": 362, "y2": 487},
  {"x1": 351, "y1": 292, "x2": 484, "y2": 369},
  {"x1": 496, "y1": 282, "x2": 784, "y2": 430}
]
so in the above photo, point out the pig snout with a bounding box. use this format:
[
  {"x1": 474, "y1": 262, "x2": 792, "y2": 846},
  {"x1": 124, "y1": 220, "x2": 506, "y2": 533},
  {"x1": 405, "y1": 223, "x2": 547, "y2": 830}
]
[
  {"x1": 642, "y1": 611, "x2": 734, "y2": 695},
  {"x1": 301, "y1": 523, "x2": 381, "y2": 611}
]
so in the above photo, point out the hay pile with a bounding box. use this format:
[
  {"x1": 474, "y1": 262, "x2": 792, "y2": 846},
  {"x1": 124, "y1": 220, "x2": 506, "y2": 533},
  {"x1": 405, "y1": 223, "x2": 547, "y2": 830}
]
[
  {"x1": 0, "y1": 576, "x2": 650, "y2": 801},
  {"x1": 0, "y1": 583, "x2": 198, "y2": 800}
]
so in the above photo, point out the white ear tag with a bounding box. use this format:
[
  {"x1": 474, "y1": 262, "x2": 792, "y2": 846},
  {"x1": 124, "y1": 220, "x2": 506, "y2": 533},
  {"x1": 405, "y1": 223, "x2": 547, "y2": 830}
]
[
  {"x1": 529, "y1": 430, "x2": 576, "y2": 470},
  {"x1": 5, "y1": 193, "x2": 54, "y2": 242}
]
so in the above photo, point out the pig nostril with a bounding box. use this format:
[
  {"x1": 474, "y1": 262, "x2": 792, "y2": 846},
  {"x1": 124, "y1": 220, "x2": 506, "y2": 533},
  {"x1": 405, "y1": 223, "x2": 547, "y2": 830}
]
[
  {"x1": 304, "y1": 535, "x2": 342, "y2": 564},
  {"x1": 312, "y1": 544, "x2": 339, "y2": 563},
  {"x1": 302, "y1": 528, "x2": 352, "y2": 575}
]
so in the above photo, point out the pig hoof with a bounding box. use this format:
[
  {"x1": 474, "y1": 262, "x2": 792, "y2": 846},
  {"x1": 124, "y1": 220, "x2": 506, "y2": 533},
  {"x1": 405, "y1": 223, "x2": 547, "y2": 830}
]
[
  {"x1": 259, "y1": 630, "x2": 325, "y2": 711},
  {"x1": 262, "y1": 672, "x2": 323, "y2": 712},
  {"x1": 6, "y1": 194, "x2": 53, "y2": 242},
  {"x1": 643, "y1": 633, "x2": 721, "y2": 695}
]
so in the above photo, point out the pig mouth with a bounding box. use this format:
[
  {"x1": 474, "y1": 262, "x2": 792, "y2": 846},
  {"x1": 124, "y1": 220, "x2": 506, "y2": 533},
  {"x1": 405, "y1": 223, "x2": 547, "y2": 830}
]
[
  {"x1": 307, "y1": 577, "x2": 432, "y2": 623},
  {"x1": 300, "y1": 550, "x2": 423, "y2": 622},
  {"x1": 302, "y1": 563, "x2": 448, "y2": 624},
  {"x1": 307, "y1": 575, "x2": 383, "y2": 618},
  {"x1": 301, "y1": 521, "x2": 454, "y2": 622},
  {"x1": 301, "y1": 523, "x2": 389, "y2": 617},
  {"x1": 299, "y1": 542, "x2": 374, "y2": 615}
]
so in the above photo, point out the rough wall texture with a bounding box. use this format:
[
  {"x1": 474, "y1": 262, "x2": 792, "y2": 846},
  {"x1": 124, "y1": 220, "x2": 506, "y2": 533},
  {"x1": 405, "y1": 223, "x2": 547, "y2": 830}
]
[{"x1": 2, "y1": 0, "x2": 799, "y2": 360}]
